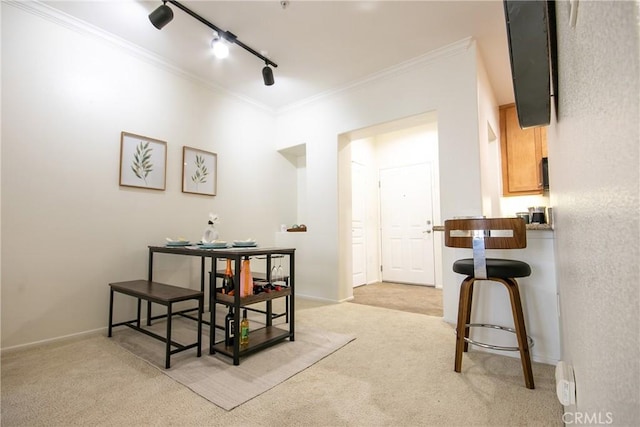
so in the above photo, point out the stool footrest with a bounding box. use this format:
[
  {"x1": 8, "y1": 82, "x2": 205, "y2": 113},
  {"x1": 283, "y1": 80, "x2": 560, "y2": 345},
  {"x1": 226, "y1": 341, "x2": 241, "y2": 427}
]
[{"x1": 458, "y1": 323, "x2": 534, "y2": 352}]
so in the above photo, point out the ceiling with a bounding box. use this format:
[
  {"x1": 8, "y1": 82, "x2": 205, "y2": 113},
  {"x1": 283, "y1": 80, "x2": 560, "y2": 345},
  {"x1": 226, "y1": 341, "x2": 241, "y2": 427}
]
[{"x1": 43, "y1": 0, "x2": 514, "y2": 111}]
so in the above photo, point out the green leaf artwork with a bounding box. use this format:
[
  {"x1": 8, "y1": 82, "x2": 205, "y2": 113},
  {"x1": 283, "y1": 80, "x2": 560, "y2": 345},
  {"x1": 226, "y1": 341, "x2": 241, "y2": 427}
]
[
  {"x1": 191, "y1": 154, "x2": 209, "y2": 189},
  {"x1": 131, "y1": 141, "x2": 153, "y2": 185}
]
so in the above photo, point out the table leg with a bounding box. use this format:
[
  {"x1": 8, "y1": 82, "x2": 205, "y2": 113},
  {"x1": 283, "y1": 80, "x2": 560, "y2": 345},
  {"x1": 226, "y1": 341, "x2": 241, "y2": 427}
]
[
  {"x1": 266, "y1": 254, "x2": 273, "y2": 326},
  {"x1": 289, "y1": 252, "x2": 295, "y2": 341},
  {"x1": 209, "y1": 255, "x2": 217, "y2": 354},
  {"x1": 108, "y1": 288, "x2": 114, "y2": 337},
  {"x1": 166, "y1": 303, "x2": 173, "y2": 369},
  {"x1": 147, "y1": 250, "x2": 154, "y2": 326}
]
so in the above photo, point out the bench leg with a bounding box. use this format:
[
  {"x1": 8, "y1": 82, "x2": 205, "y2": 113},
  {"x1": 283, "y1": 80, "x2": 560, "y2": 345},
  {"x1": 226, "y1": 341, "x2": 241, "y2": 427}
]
[
  {"x1": 147, "y1": 300, "x2": 152, "y2": 326},
  {"x1": 108, "y1": 288, "x2": 114, "y2": 337},
  {"x1": 166, "y1": 303, "x2": 173, "y2": 369}
]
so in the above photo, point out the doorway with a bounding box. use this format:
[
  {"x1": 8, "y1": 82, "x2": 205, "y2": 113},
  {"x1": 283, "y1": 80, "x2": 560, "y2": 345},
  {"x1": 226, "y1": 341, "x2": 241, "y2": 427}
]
[{"x1": 339, "y1": 112, "x2": 442, "y2": 298}]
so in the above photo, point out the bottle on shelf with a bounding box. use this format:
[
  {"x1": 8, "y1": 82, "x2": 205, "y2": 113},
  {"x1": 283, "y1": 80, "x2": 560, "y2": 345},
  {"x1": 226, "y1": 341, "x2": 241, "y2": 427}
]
[
  {"x1": 224, "y1": 307, "x2": 235, "y2": 346},
  {"x1": 222, "y1": 259, "x2": 234, "y2": 294},
  {"x1": 240, "y1": 309, "x2": 249, "y2": 347},
  {"x1": 240, "y1": 257, "x2": 253, "y2": 297}
]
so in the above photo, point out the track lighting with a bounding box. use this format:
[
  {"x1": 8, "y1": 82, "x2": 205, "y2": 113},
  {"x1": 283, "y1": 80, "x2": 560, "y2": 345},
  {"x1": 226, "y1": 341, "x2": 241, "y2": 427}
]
[
  {"x1": 148, "y1": 1, "x2": 173, "y2": 30},
  {"x1": 211, "y1": 32, "x2": 229, "y2": 59},
  {"x1": 262, "y1": 64, "x2": 274, "y2": 86},
  {"x1": 148, "y1": 0, "x2": 278, "y2": 86}
]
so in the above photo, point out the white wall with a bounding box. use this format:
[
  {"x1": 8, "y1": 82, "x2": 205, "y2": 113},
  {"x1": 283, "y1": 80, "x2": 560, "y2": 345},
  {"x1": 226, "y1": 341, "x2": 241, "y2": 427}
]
[
  {"x1": 1, "y1": 3, "x2": 295, "y2": 348},
  {"x1": 276, "y1": 39, "x2": 483, "y2": 314},
  {"x1": 475, "y1": 51, "x2": 502, "y2": 217},
  {"x1": 550, "y1": 1, "x2": 639, "y2": 423}
]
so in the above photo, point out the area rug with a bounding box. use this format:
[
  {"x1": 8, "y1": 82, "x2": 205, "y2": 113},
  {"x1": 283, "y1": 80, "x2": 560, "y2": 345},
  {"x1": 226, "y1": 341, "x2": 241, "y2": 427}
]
[{"x1": 110, "y1": 314, "x2": 355, "y2": 410}]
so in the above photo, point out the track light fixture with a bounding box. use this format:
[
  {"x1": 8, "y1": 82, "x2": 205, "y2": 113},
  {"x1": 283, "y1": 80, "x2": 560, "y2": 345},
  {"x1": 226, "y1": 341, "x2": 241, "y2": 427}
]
[
  {"x1": 148, "y1": 1, "x2": 173, "y2": 30},
  {"x1": 148, "y1": 0, "x2": 278, "y2": 86},
  {"x1": 211, "y1": 32, "x2": 229, "y2": 59},
  {"x1": 262, "y1": 64, "x2": 275, "y2": 86}
]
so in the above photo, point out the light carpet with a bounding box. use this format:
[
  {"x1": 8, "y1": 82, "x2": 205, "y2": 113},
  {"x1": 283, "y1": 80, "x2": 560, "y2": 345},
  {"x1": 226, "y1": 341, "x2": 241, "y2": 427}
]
[
  {"x1": 2, "y1": 299, "x2": 562, "y2": 426},
  {"x1": 351, "y1": 282, "x2": 443, "y2": 316},
  {"x1": 110, "y1": 314, "x2": 355, "y2": 411}
]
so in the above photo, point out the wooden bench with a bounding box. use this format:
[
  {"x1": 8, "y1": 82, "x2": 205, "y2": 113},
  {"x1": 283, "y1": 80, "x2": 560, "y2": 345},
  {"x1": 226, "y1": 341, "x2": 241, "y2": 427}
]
[{"x1": 108, "y1": 280, "x2": 203, "y2": 369}]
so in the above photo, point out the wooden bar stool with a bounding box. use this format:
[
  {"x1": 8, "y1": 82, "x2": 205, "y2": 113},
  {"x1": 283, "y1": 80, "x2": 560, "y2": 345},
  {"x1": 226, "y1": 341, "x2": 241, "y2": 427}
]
[{"x1": 444, "y1": 217, "x2": 535, "y2": 389}]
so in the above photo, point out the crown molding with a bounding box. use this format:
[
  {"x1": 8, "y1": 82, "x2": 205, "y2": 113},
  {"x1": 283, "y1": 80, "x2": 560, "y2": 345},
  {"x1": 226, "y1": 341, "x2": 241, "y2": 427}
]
[
  {"x1": 7, "y1": 1, "x2": 475, "y2": 117},
  {"x1": 276, "y1": 37, "x2": 475, "y2": 114},
  {"x1": 4, "y1": 0, "x2": 276, "y2": 114}
]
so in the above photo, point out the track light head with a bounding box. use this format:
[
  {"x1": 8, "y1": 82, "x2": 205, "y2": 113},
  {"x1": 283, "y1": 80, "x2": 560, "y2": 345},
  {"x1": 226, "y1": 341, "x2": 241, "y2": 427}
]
[
  {"x1": 262, "y1": 65, "x2": 274, "y2": 86},
  {"x1": 149, "y1": 3, "x2": 174, "y2": 30},
  {"x1": 211, "y1": 31, "x2": 230, "y2": 59}
]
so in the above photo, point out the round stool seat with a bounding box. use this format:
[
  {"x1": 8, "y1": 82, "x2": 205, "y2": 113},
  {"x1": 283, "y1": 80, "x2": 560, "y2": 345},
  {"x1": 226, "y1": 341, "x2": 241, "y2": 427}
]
[{"x1": 453, "y1": 258, "x2": 531, "y2": 278}]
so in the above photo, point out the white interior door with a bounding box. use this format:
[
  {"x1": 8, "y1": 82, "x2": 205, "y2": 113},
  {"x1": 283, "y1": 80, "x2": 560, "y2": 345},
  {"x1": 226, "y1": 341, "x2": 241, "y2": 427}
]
[
  {"x1": 380, "y1": 163, "x2": 435, "y2": 285},
  {"x1": 351, "y1": 162, "x2": 367, "y2": 287}
]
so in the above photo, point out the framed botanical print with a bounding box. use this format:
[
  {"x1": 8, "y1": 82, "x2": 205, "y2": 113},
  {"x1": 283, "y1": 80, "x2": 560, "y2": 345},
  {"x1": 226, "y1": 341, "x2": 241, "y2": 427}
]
[
  {"x1": 119, "y1": 132, "x2": 167, "y2": 191},
  {"x1": 182, "y1": 146, "x2": 217, "y2": 196}
]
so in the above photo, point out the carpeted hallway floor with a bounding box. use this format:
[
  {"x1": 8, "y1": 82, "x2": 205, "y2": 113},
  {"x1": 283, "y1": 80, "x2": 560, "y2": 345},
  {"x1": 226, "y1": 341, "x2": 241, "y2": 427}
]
[{"x1": 350, "y1": 282, "x2": 443, "y2": 317}]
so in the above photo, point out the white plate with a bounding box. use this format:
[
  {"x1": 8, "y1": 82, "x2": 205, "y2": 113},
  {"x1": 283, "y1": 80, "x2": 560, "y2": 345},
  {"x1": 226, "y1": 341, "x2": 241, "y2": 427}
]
[
  {"x1": 198, "y1": 242, "x2": 228, "y2": 248},
  {"x1": 232, "y1": 242, "x2": 257, "y2": 247},
  {"x1": 166, "y1": 241, "x2": 190, "y2": 246}
]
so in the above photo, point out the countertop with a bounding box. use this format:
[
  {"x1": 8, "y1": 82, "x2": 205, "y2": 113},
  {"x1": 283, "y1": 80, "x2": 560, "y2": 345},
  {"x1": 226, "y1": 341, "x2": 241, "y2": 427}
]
[{"x1": 432, "y1": 223, "x2": 552, "y2": 232}]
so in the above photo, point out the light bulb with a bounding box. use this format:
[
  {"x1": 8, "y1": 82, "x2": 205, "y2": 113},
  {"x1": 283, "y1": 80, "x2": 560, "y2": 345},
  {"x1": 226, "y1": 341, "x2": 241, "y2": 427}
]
[{"x1": 212, "y1": 39, "x2": 229, "y2": 59}]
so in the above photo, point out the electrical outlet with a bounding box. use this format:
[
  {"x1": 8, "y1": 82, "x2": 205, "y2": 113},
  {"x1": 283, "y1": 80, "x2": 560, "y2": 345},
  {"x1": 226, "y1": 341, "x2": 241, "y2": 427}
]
[{"x1": 555, "y1": 361, "x2": 576, "y2": 405}]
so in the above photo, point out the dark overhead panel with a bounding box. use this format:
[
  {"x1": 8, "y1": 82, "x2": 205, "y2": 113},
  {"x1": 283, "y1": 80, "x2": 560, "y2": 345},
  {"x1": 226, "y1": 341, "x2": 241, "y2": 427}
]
[{"x1": 503, "y1": 0, "x2": 557, "y2": 128}]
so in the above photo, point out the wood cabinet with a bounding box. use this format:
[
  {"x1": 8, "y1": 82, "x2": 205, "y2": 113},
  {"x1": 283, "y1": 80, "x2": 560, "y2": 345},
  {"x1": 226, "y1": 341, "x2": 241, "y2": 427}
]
[{"x1": 499, "y1": 104, "x2": 548, "y2": 196}]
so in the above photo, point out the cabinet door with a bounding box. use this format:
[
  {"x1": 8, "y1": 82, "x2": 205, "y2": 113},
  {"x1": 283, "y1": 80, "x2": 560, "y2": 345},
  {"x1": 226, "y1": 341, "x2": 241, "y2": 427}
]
[{"x1": 500, "y1": 105, "x2": 545, "y2": 196}]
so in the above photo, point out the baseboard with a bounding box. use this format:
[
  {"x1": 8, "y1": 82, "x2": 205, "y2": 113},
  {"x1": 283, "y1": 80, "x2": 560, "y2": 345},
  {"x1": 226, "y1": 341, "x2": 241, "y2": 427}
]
[
  {"x1": 295, "y1": 293, "x2": 342, "y2": 304},
  {"x1": 0, "y1": 303, "x2": 214, "y2": 354},
  {"x1": 1, "y1": 327, "x2": 106, "y2": 354}
]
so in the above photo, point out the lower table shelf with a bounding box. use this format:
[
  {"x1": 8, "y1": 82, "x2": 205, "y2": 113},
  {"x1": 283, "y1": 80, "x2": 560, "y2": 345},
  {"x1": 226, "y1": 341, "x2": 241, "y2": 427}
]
[
  {"x1": 214, "y1": 286, "x2": 291, "y2": 306},
  {"x1": 212, "y1": 325, "x2": 292, "y2": 359}
]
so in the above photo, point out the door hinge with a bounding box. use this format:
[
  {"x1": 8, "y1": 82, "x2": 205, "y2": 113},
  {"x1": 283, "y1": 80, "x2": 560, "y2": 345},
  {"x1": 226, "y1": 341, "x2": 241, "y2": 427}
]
[{"x1": 380, "y1": 265, "x2": 383, "y2": 272}]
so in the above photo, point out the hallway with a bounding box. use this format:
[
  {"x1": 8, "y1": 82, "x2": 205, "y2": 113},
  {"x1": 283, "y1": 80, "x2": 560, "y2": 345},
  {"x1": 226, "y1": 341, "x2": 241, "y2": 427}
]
[{"x1": 350, "y1": 282, "x2": 443, "y2": 317}]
